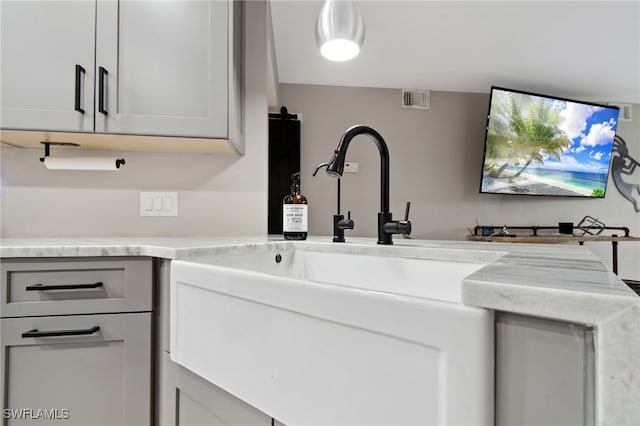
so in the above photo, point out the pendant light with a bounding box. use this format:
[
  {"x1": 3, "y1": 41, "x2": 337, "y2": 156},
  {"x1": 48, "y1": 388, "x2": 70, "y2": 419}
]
[{"x1": 315, "y1": 0, "x2": 365, "y2": 62}]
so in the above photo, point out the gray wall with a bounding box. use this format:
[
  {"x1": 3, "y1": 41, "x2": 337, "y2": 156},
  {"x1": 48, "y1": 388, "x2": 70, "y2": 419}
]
[
  {"x1": 0, "y1": 1, "x2": 269, "y2": 239},
  {"x1": 277, "y1": 84, "x2": 640, "y2": 279}
]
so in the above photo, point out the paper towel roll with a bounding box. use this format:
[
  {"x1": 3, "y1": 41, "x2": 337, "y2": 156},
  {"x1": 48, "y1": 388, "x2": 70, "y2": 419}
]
[{"x1": 43, "y1": 157, "x2": 125, "y2": 170}]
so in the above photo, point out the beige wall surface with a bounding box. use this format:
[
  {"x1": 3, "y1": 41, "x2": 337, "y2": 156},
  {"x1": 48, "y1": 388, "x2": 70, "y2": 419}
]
[
  {"x1": 277, "y1": 84, "x2": 640, "y2": 279},
  {"x1": 0, "y1": 1, "x2": 269, "y2": 239}
]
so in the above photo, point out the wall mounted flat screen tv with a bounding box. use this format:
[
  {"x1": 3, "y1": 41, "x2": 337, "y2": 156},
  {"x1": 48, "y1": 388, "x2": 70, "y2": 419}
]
[{"x1": 479, "y1": 86, "x2": 620, "y2": 197}]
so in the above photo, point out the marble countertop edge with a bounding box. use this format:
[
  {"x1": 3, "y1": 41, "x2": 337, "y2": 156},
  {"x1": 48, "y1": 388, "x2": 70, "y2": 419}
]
[{"x1": 462, "y1": 277, "x2": 639, "y2": 326}]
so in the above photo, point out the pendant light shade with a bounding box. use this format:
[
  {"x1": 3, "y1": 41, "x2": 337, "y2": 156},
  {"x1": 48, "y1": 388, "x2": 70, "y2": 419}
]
[{"x1": 315, "y1": 0, "x2": 365, "y2": 62}]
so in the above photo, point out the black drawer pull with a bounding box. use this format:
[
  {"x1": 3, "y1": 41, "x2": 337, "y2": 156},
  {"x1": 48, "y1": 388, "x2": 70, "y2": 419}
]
[
  {"x1": 74, "y1": 64, "x2": 85, "y2": 114},
  {"x1": 26, "y1": 282, "x2": 104, "y2": 291},
  {"x1": 22, "y1": 326, "x2": 100, "y2": 338}
]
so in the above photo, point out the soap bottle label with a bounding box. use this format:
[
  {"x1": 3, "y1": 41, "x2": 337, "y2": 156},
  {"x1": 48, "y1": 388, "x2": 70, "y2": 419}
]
[{"x1": 283, "y1": 205, "x2": 308, "y2": 232}]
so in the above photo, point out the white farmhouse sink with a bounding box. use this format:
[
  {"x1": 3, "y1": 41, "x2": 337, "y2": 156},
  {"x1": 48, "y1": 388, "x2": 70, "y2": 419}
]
[
  {"x1": 171, "y1": 242, "x2": 498, "y2": 425},
  {"x1": 199, "y1": 245, "x2": 486, "y2": 303}
]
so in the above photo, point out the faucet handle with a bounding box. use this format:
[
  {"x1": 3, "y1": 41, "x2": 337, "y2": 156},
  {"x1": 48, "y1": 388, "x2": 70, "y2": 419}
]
[
  {"x1": 396, "y1": 202, "x2": 412, "y2": 236},
  {"x1": 404, "y1": 201, "x2": 411, "y2": 221},
  {"x1": 402, "y1": 201, "x2": 412, "y2": 237}
]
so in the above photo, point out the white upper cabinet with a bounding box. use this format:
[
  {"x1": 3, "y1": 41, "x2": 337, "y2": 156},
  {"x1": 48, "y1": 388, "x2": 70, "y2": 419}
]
[
  {"x1": 1, "y1": 0, "x2": 243, "y2": 153},
  {"x1": 95, "y1": 0, "x2": 232, "y2": 139},
  {"x1": 0, "y1": 1, "x2": 96, "y2": 132}
]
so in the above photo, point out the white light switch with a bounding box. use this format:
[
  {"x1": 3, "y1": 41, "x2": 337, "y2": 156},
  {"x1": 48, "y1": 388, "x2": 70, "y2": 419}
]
[
  {"x1": 153, "y1": 197, "x2": 163, "y2": 211},
  {"x1": 140, "y1": 192, "x2": 178, "y2": 216},
  {"x1": 143, "y1": 196, "x2": 153, "y2": 212}
]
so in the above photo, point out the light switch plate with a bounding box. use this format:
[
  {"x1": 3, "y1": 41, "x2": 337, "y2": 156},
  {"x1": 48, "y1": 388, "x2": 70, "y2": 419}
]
[{"x1": 140, "y1": 192, "x2": 178, "y2": 216}]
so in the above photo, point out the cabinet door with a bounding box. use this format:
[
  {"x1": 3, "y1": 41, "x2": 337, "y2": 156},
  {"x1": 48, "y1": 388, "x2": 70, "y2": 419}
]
[
  {"x1": 496, "y1": 313, "x2": 595, "y2": 426},
  {"x1": 95, "y1": 0, "x2": 229, "y2": 139},
  {"x1": 0, "y1": 1, "x2": 95, "y2": 132},
  {"x1": 0, "y1": 313, "x2": 151, "y2": 426},
  {"x1": 160, "y1": 352, "x2": 271, "y2": 426}
]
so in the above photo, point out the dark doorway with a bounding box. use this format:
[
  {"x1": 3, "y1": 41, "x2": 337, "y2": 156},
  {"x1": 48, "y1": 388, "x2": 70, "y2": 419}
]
[{"x1": 268, "y1": 107, "x2": 301, "y2": 235}]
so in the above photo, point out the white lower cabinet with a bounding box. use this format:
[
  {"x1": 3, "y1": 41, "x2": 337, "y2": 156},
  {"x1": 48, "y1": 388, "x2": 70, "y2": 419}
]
[
  {"x1": 160, "y1": 352, "x2": 271, "y2": 426},
  {"x1": 0, "y1": 257, "x2": 153, "y2": 426},
  {"x1": 496, "y1": 312, "x2": 595, "y2": 426}
]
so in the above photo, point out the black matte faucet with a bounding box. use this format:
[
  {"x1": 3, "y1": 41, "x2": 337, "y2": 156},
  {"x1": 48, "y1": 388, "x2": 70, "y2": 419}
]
[{"x1": 326, "y1": 125, "x2": 411, "y2": 245}]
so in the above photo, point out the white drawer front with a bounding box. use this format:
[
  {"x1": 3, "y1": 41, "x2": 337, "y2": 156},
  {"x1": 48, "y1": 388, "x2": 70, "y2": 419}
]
[
  {"x1": 0, "y1": 312, "x2": 151, "y2": 426},
  {"x1": 1, "y1": 257, "x2": 152, "y2": 317}
]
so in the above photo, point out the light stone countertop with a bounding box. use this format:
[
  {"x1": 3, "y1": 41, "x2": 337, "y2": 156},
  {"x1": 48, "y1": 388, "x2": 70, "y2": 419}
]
[{"x1": 1, "y1": 235, "x2": 638, "y2": 425}]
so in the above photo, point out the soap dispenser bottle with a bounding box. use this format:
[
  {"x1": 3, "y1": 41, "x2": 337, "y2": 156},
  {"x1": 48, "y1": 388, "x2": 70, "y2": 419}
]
[{"x1": 283, "y1": 172, "x2": 308, "y2": 240}]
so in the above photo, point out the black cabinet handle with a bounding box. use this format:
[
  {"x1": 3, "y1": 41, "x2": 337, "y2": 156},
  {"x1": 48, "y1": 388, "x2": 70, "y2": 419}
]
[
  {"x1": 25, "y1": 282, "x2": 104, "y2": 291},
  {"x1": 22, "y1": 326, "x2": 100, "y2": 338},
  {"x1": 98, "y1": 66, "x2": 108, "y2": 115},
  {"x1": 74, "y1": 64, "x2": 85, "y2": 114}
]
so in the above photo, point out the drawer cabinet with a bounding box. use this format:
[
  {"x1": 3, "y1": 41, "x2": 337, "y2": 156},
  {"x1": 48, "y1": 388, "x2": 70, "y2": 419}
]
[
  {"x1": 0, "y1": 257, "x2": 152, "y2": 318},
  {"x1": 0, "y1": 257, "x2": 152, "y2": 426}
]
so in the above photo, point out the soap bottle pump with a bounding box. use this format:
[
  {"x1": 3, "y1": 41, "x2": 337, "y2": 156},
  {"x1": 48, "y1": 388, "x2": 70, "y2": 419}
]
[{"x1": 283, "y1": 172, "x2": 308, "y2": 240}]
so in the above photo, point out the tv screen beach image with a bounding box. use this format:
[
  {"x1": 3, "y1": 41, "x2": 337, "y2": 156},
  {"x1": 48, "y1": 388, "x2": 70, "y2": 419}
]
[{"x1": 480, "y1": 88, "x2": 620, "y2": 197}]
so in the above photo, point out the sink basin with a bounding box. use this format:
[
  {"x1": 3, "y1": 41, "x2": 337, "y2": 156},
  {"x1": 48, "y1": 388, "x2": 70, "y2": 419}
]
[
  {"x1": 171, "y1": 242, "x2": 498, "y2": 425},
  {"x1": 199, "y1": 243, "x2": 488, "y2": 303}
]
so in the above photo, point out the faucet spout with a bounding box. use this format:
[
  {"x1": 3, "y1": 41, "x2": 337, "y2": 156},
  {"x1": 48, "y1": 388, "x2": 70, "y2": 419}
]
[{"x1": 326, "y1": 125, "x2": 390, "y2": 213}]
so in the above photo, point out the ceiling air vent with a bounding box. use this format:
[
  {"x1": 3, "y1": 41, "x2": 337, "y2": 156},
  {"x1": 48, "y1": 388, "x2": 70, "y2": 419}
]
[
  {"x1": 402, "y1": 89, "x2": 430, "y2": 110},
  {"x1": 609, "y1": 102, "x2": 632, "y2": 121}
]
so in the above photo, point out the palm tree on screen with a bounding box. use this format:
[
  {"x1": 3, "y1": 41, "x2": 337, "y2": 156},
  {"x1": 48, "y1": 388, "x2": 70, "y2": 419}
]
[{"x1": 485, "y1": 93, "x2": 571, "y2": 179}]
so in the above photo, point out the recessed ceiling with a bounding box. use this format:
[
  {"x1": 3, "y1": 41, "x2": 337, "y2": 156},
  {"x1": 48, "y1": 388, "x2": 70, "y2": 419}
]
[{"x1": 270, "y1": 0, "x2": 640, "y2": 104}]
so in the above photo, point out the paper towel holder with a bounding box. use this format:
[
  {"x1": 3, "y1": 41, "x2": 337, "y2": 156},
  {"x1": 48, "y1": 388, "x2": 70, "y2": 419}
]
[
  {"x1": 39, "y1": 141, "x2": 80, "y2": 162},
  {"x1": 39, "y1": 141, "x2": 126, "y2": 169}
]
